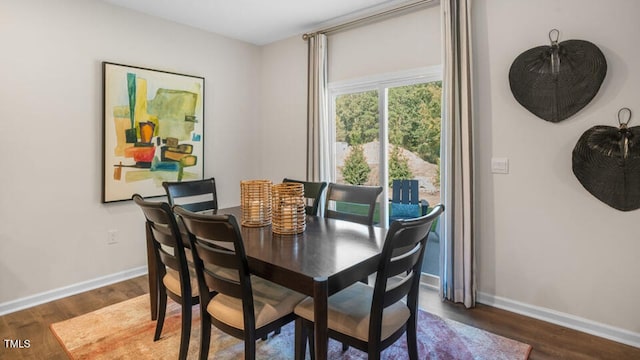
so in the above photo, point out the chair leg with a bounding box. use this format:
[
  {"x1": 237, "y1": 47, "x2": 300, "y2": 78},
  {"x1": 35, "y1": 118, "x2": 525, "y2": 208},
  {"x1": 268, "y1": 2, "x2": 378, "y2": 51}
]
[
  {"x1": 274, "y1": 327, "x2": 281, "y2": 336},
  {"x1": 308, "y1": 320, "x2": 315, "y2": 360},
  {"x1": 342, "y1": 342, "x2": 349, "y2": 352},
  {"x1": 369, "y1": 350, "x2": 381, "y2": 360},
  {"x1": 368, "y1": 343, "x2": 381, "y2": 360},
  {"x1": 294, "y1": 318, "x2": 307, "y2": 360},
  {"x1": 151, "y1": 277, "x2": 160, "y2": 321},
  {"x1": 244, "y1": 335, "x2": 256, "y2": 360},
  {"x1": 199, "y1": 313, "x2": 211, "y2": 360},
  {"x1": 407, "y1": 315, "x2": 419, "y2": 360},
  {"x1": 178, "y1": 299, "x2": 192, "y2": 360},
  {"x1": 154, "y1": 291, "x2": 167, "y2": 341}
]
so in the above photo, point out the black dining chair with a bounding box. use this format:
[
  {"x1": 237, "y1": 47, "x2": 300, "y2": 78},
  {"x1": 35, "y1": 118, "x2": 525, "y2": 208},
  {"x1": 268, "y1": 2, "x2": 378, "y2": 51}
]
[
  {"x1": 163, "y1": 177, "x2": 218, "y2": 212},
  {"x1": 174, "y1": 206, "x2": 306, "y2": 360},
  {"x1": 294, "y1": 204, "x2": 445, "y2": 360},
  {"x1": 283, "y1": 178, "x2": 327, "y2": 216},
  {"x1": 324, "y1": 183, "x2": 383, "y2": 225},
  {"x1": 132, "y1": 194, "x2": 200, "y2": 360}
]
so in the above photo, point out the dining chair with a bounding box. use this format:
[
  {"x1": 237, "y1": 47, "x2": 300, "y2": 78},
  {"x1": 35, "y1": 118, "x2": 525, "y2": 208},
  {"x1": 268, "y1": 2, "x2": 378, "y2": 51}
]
[
  {"x1": 282, "y1": 178, "x2": 327, "y2": 216},
  {"x1": 132, "y1": 194, "x2": 200, "y2": 360},
  {"x1": 174, "y1": 206, "x2": 306, "y2": 360},
  {"x1": 324, "y1": 183, "x2": 383, "y2": 225},
  {"x1": 389, "y1": 179, "x2": 429, "y2": 221},
  {"x1": 163, "y1": 177, "x2": 218, "y2": 212},
  {"x1": 294, "y1": 204, "x2": 445, "y2": 360}
]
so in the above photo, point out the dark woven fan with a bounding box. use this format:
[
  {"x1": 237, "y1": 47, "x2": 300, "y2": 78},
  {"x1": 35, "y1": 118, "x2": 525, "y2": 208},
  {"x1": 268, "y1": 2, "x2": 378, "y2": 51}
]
[
  {"x1": 509, "y1": 29, "x2": 607, "y2": 123},
  {"x1": 572, "y1": 108, "x2": 640, "y2": 211}
]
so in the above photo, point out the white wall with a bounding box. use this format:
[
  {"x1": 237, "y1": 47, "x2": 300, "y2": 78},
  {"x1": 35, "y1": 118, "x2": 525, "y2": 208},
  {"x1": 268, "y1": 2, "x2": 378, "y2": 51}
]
[
  {"x1": 473, "y1": 0, "x2": 640, "y2": 336},
  {"x1": 0, "y1": 0, "x2": 261, "y2": 304},
  {"x1": 258, "y1": 36, "x2": 308, "y2": 182},
  {"x1": 260, "y1": 0, "x2": 640, "y2": 344}
]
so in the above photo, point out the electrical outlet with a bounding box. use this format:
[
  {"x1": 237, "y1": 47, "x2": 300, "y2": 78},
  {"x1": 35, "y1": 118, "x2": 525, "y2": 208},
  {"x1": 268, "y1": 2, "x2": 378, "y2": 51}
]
[{"x1": 107, "y1": 230, "x2": 118, "y2": 245}]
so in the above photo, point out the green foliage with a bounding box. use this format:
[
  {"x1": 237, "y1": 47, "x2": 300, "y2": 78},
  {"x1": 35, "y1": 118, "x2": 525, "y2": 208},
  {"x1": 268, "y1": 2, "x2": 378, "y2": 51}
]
[
  {"x1": 336, "y1": 82, "x2": 442, "y2": 164},
  {"x1": 335, "y1": 90, "x2": 379, "y2": 145},
  {"x1": 388, "y1": 145, "x2": 412, "y2": 183},
  {"x1": 388, "y1": 82, "x2": 441, "y2": 164},
  {"x1": 342, "y1": 144, "x2": 371, "y2": 185}
]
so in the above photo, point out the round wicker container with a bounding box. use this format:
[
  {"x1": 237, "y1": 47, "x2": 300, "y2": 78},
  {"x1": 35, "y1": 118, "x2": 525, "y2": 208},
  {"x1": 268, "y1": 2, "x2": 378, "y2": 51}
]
[
  {"x1": 272, "y1": 183, "x2": 306, "y2": 235},
  {"x1": 240, "y1": 180, "x2": 272, "y2": 227}
]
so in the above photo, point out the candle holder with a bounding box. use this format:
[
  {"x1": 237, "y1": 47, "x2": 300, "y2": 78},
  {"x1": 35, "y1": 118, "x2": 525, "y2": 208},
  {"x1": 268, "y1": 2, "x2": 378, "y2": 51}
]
[
  {"x1": 241, "y1": 180, "x2": 272, "y2": 227},
  {"x1": 272, "y1": 182, "x2": 306, "y2": 235}
]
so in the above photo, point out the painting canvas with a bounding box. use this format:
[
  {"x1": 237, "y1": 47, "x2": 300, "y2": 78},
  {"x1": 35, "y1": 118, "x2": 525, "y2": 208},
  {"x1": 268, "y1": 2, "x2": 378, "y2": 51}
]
[{"x1": 102, "y1": 62, "x2": 204, "y2": 202}]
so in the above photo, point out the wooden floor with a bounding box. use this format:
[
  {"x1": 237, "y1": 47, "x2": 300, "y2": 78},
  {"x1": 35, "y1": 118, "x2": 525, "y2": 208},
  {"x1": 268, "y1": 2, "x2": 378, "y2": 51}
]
[{"x1": 1, "y1": 275, "x2": 638, "y2": 359}]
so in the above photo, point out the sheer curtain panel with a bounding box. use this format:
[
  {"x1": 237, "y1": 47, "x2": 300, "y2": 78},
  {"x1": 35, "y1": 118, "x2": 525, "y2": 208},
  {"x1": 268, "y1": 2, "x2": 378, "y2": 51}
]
[
  {"x1": 441, "y1": 0, "x2": 475, "y2": 308},
  {"x1": 306, "y1": 34, "x2": 330, "y2": 184}
]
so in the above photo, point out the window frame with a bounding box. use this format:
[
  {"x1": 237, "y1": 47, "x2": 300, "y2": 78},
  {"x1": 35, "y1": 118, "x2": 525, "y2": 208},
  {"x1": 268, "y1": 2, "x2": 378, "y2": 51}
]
[{"x1": 328, "y1": 65, "x2": 442, "y2": 228}]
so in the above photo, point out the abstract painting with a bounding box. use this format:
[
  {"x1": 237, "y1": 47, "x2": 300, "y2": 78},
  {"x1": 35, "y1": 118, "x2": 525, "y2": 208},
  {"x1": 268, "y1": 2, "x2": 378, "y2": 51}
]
[{"x1": 102, "y1": 62, "x2": 204, "y2": 202}]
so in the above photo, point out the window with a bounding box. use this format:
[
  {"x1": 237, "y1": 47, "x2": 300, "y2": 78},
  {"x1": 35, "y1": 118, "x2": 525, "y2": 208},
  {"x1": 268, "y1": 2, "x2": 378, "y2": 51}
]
[{"x1": 329, "y1": 67, "x2": 442, "y2": 276}]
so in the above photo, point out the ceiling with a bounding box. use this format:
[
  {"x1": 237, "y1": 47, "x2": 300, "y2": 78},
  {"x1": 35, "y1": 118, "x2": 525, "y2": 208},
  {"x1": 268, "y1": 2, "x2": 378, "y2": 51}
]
[{"x1": 100, "y1": 0, "x2": 413, "y2": 45}]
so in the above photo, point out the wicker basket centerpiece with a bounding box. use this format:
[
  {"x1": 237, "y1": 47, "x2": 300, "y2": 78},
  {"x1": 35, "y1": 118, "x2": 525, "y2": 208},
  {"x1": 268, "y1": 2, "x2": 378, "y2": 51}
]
[
  {"x1": 240, "y1": 180, "x2": 272, "y2": 227},
  {"x1": 272, "y1": 182, "x2": 306, "y2": 235}
]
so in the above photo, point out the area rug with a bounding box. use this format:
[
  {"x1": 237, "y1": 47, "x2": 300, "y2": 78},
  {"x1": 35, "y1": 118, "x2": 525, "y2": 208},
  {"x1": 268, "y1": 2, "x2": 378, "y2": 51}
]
[{"x1": 50, "y1": 295, "x2": 531, "y2": 359}]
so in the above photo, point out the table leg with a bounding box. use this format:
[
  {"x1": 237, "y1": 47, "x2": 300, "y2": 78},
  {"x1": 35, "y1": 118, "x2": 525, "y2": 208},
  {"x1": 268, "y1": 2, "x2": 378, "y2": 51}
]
[
  {"x1": 313, "y1": 278, "x2": 328, "y2": 360},
  {"x1": 145, "y1": 222, "x2": 158, "y2": 321}
]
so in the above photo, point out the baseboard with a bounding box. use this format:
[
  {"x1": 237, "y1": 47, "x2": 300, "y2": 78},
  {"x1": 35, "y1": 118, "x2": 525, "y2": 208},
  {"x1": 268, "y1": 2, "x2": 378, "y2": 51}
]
[
  {"x1": 420, "y1": 272, "x2": 440, "y2": 290},
  {"x1": 5, "y1": 269, "x2": 637, "y2": 350},
  {"x1": 477, "y1": 292, "x2": 640, "y2": 349},
  {"x1": 0, "y1": 266, "x2": 147, "y2": 316}
]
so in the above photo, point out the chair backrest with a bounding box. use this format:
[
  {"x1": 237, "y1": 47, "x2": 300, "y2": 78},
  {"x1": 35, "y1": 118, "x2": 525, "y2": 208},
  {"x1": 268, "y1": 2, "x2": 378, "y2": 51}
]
[
  {"x1": 173, "y1": 206, "x2": 256, "y2": 331},
  {"x1": 324, "y1": 183, "x2": 383, "y2": 225},
  {"x1": 163, "y1": 177, "x2": 218, "y2": 213},
  {"x1": 370, "y1": 204, "x2": 445, "y2": 341},
  {"x1": 391, "y1": 179, "x2": 420, "y2": 205},
  {"x1": 282, "y1": 178, "x2": 328, "y2": 216},
  {"x1": 132, "y1": 194, "x2": 192, "y2": 299}
]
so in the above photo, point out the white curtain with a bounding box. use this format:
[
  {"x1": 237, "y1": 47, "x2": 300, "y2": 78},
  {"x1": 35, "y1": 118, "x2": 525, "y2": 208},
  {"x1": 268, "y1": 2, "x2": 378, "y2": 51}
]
[
  {"x1": 440, "y1": 0, "x2": 475, "y2": 308},
  {"x1": 306, "y1": 34, "x2": 331, "y2": 183}
]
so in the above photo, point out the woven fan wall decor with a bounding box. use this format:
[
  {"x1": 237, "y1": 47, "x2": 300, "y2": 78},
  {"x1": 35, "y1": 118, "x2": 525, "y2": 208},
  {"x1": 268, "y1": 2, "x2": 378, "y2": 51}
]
[
  {"x1": 572, "y1": 108, "x2": 640, "y2": 211},
  {"x1": 509, "y1": 29, "x2": 607, "y2": 122}
]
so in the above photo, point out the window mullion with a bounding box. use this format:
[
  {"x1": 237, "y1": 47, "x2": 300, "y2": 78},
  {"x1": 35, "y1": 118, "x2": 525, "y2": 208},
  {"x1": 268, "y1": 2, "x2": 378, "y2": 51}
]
[{"x1": 379, "y1": 86, "x2": 389, "y2": 228}]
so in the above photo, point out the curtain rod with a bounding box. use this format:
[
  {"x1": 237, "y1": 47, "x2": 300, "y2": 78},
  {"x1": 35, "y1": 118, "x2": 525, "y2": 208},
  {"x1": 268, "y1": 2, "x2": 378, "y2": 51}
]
[{"x1": 302, "y1": 0, "x2": 437, "y2": 40}]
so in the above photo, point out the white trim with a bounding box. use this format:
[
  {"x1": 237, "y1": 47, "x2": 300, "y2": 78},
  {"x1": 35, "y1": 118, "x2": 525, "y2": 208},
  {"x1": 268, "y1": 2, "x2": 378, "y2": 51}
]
[
  {"x1": 328, "y1": 91, "x2": 337, "y2": 183},
  {"x1": 0, "y1": 266, "x2": 147, "y2": 316},
  {"x1": 477, "y1": 292, "x2": 640, "y2": 349},
  {"x1": 420, "y1": 272, "x2": 440, "y2": 290},
  {"x1": 329, "y1": 65, "x2": 443, "y2": 94},
  {"x1": 379, "y1": 88, "x2": 390, "y2": 227}
]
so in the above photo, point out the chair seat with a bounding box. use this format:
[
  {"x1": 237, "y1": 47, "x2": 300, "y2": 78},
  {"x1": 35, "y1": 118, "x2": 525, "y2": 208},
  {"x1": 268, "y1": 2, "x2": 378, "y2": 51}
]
[
  {"x1": 163, "y1": 268, "x2": 199, "y2": 298},
  {"x1": 207, "y1": 276, "x2": 306, "y2": 330},
  {"x1": 294, "y1": 282, "x2": 410, "y2": 342}
]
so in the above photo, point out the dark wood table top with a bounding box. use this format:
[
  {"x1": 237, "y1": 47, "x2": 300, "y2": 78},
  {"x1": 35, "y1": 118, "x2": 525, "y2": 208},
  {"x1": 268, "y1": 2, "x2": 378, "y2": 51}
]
[{"x1": 215, "y1": 206, "x2": 387, "y2": 296}]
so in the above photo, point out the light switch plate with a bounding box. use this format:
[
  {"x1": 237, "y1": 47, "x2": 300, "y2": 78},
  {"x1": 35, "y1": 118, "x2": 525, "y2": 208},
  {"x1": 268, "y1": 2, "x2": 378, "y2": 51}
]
[{"x1": 491, "y1": 157, "x2": 509, "y2": 174}]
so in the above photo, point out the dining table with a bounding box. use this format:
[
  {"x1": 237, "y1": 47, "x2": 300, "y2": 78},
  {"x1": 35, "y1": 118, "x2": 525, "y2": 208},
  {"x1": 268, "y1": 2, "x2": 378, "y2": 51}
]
[{"x1": 145, "y1": 205, "x2": 387, "y2": 360}]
